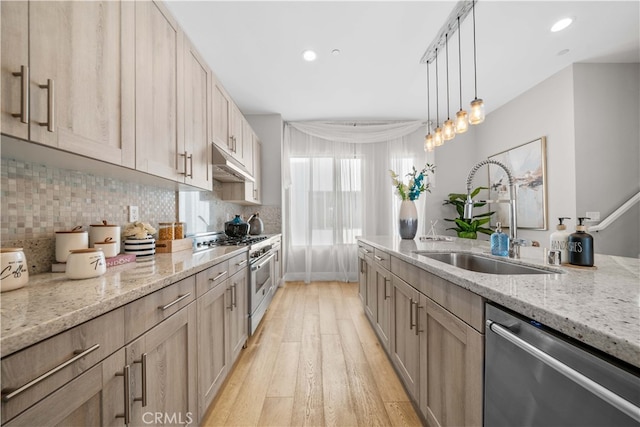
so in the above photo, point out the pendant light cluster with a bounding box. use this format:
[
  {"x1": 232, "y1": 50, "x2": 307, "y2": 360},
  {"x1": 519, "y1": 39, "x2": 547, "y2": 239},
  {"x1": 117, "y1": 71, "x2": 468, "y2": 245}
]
[{"x1": 423, "y1": 0, "x2": 484, "y2": 152}]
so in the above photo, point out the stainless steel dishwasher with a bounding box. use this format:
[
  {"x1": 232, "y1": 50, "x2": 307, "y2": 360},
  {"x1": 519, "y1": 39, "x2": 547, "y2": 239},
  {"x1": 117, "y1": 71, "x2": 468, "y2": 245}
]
[{"x1": 484, "y1": 303, "x2": 640, "y2": 426}]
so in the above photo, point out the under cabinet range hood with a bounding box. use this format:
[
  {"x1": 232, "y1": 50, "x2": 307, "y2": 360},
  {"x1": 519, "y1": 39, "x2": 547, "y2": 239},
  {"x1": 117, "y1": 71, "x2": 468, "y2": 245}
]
[{"x1": 211, "y1": 145, "x2": 254, "y2": 183}]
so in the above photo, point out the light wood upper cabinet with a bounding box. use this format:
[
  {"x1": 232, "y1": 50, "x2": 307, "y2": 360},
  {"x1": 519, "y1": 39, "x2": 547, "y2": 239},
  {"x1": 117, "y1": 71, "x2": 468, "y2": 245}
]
[
  {"x1": 212, "y1": 78, "x2": 232, "y2": 154},
  {"x1": 229, "y1": 102, "x2": 245, "y2": 163},
  {"x1": 1, "y1": 1, "x2": 135, "y2": 168},
  {"x1": 135, "y1": 0, "x2": 183, "y2": 182},
  {"x1": 183, "y1": 36, "x2": 212, "y2": 190},
  {"x1": 1, "y1": 1, "x2": 28, "y2": 141}
]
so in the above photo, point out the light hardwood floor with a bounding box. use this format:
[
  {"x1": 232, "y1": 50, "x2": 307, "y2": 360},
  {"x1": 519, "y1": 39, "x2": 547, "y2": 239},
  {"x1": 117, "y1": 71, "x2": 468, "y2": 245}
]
[{"x1": 201, "y1": 281, "x2": 423, "y2": 427}]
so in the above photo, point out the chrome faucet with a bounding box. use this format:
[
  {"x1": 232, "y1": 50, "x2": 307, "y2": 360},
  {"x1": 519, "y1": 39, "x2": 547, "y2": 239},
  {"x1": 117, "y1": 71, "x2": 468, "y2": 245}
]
[{"x1": 464, "y1": 159, "x2": 523, "y2": 258}]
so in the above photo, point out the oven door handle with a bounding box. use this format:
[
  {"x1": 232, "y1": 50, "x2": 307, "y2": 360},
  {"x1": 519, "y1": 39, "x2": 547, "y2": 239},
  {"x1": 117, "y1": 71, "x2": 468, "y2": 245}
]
[{"x1": 251, "y1": 252, "x2": 275, "y2": 271}]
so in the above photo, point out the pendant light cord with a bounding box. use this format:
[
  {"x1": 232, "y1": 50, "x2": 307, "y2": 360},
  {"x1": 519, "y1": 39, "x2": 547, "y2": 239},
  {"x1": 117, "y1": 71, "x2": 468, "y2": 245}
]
[
  {"x1": 458, "y1": 17, "x2": 463, "y2": 109},
  {"x1": 445, "y1": 33, "x2": 451, "y2": 120},
  {"x1": 435, "y1": 49, "x2": 439, "y2": 126},
  {"x1": 426, "y1": 63, "x2": 431, "y2": 130},
  {"x1": 472, "y1": 0, "x2": 478, "y2": 100}
]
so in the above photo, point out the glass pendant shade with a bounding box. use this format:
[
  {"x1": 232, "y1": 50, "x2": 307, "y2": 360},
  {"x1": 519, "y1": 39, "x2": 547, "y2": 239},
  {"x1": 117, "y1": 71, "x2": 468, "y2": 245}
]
[
  {"x1": 424, "y1": 134, "x2": 434, "y2": 152},
  {"x1": 455, "y1": 109, "x2": 469, "y2": 133},
  {"x1": 469, "y1": 98, "x2": 485, "y2": 124},
  {"x1": 433, "y1": 127, "x2": 444, "y2": 146},
  {"x1": 443, "y1": 119, "x2": 455, "y2": 141}
]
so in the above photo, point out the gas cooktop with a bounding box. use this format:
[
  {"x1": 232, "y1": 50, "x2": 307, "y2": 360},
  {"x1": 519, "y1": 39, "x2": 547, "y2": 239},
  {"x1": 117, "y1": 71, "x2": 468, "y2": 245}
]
[{"x1": 190, "y1": 231, "x2": 268, "y2": 252}]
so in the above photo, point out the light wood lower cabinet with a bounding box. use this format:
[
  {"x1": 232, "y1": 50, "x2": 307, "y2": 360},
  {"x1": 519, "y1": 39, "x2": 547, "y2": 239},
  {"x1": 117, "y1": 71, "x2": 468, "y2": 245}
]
[
  {"x1": 229, "y1": 267, "x2": 248, "y2": 363},
  {"x1": 390, "y1": 273, "x2": 421, "y2": 398},
  {"x1": 357, "y1": 241, "x2": 485, "y2": 427},
  {"x1": 374, "y1": 262, "x2": 392, "y2": 351},
  {"x1": 126, "y1": 301, "x2": 198, "y2": 426},
  {"x1": 4, "y1": 349, "x2": 126, "y2": 427},
  {"x1": 419, "y1": 296, "x2": 483, "y2": 427}
]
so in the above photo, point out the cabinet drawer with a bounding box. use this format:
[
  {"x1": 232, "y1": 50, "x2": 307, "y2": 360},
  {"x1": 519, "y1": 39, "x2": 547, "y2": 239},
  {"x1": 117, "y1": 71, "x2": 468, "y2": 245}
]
[
  {"x1": 1, "y1": 308, "x2": 125, "y2": 423},
  {"x1": 358, "y1": 241, "x2": 374, "y2": 258},
  {"x1": 228, "y1": 252, "x2": 248, "y2": 278},
  {"x1": 196, "y1": 260, "x2": 229, "y2": 297},
  {"x1": 125, "y1": 275, "x2": 196, "y2": 342},
  {"x1": 374, "y1": 248, "x2": 391, "y2": 271}
]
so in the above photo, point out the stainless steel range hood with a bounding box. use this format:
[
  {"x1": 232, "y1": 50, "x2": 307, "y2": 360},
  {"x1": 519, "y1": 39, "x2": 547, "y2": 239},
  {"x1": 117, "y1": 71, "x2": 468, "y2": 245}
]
[{"x1": 212, "y1": 145, "x2": 254, "y2": 183}]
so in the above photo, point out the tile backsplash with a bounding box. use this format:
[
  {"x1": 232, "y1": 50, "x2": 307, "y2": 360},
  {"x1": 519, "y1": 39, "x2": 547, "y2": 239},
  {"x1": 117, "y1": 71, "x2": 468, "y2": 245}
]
[{"x1": 1, "y1": 158, "x2": 281, "y2": 274}]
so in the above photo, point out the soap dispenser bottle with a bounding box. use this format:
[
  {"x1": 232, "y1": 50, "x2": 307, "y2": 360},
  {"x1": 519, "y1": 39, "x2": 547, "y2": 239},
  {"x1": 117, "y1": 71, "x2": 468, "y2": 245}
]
[
  {"x1": 491, "y1": 222, "x2": 509, "y2": 257},
  {"x1": 550, "y1": 217, "x2": 571, "y2": 264},
  {"x1": 568, "y1": 217, "x2": 594, "y2": 267}
]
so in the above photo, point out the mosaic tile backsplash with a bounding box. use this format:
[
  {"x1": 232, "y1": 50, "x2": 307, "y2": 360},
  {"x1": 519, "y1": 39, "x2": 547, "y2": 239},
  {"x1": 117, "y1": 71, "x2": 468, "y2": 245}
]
[{"x1": 1, "y1": 158, "x2": 282, "y2": 274}]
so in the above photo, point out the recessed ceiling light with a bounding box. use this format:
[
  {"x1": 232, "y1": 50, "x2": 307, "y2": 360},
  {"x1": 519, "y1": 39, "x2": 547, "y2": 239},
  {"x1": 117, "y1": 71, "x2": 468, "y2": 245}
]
[
  {"x1": 551, "y1": 17, "x2": 573, "y2": 33},
  {"x1": 557, "y1": 49, "x2": 570, "y2": 56},
  {"x1": 302, "y1": 50, "x2": 317, "y2": 62},
  {"x1": 331, "y1": 49, "x2": 341, "y2": 56}
]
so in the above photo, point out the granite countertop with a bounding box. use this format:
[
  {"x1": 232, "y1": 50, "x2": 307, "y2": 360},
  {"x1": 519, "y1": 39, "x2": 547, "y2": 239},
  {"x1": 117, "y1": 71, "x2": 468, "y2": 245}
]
[
  {"x1": 0, "y1": 245, "x2": 249, "y2": 358},
  {"x1": 359, "y1": 236, "x2": 640, "y2": 369}
]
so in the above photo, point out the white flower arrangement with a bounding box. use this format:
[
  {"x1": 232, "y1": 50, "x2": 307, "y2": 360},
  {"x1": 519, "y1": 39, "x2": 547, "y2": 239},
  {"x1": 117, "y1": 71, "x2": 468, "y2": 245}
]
[{"x1": 122, "y1": 221, "x2": 157, "y2": 239}]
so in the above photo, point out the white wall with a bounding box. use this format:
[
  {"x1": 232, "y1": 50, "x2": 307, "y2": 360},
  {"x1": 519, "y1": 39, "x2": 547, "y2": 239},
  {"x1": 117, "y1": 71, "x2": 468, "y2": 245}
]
[{"x1": 573, "y1": 63, "x2": 640, "y2": 257}]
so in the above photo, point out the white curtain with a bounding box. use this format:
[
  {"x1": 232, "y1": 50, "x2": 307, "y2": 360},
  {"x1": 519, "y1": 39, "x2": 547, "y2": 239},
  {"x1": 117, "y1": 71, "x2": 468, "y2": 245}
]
[{"x1": 283, "y1": 121, "x2": 434, "y2": 283}]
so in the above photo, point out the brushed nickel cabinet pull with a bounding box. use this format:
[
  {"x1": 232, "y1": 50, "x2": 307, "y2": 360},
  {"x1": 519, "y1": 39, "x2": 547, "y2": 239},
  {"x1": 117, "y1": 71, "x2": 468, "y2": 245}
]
[
  {"x1": 232, "y1": 283, "x2": 237, "y2": 308},
  {"x1": 158, "y1": 293, "x2": 191, "y2": 311},
  {"x1": 133, "y1": 353, "x2": 147, "y2": 407},
  {"x1": 11, "y1": 65, "x2": 29, "y2": 124},
  {"x1": 188, "y1": 153, "x2": 193, "y2": 178},
  {"x1": 235, "y1": 259, "x2": 247, "y2": 267},
  {"x1": 115, "y1": 365, "x2": 131, "y2": 424},
  {"x1": 179, "y1": 151, "x2": 193, "y2": 177},
  {"x1": 209, "y1": 271, "x2": 227, "y2": 282},
  {"x1": 415, "y1": 303, "x2": 423, "y2": 336},
  {"x1": 374, "y1": 255, "x2": 384, "y2": 261},
  {"x1": 38, "y1": 79, "x2": 54, "y2": 132},
  {"x1": 1, "y1": 343, "x2": 100, "y2": 402},
  {"x1": 254, "y1": 188, "x2": 258, "y2": 200},
  {"x1": 227, "y1": 286, "x2": 233, "y2": 311},
  {"x1": 409, "y1": 298, "x2": 415, "y2": 330},
  {"x1": 411, "y1": 300, "x2": 419, "y2": 333},
  {"x1": 384, "y1": 277, "x2": 390, "y2": 300}
]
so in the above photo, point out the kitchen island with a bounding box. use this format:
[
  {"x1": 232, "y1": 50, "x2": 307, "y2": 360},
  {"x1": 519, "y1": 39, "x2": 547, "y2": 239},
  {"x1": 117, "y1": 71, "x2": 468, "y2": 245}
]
[{"x1": 358, "y1": 235, "x2": 639, "y2": 369}]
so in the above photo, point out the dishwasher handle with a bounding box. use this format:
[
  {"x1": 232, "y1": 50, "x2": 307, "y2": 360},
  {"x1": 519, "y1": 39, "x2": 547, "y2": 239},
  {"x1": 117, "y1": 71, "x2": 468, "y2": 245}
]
[{"x1": 487, "y1": 320, "x2": 640, "y2": 424}]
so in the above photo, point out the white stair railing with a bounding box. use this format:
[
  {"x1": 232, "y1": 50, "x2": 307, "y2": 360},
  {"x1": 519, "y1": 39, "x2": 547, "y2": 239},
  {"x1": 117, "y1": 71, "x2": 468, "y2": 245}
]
[{"x1": 589, "y1": 192, "x2": 640, "y2": 232}]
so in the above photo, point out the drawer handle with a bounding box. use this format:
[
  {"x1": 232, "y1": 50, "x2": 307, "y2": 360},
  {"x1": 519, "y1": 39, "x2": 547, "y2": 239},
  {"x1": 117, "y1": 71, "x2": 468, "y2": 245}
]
[
  {"x1": 1, "y1": 343, "x2": 100, "y2": 402},
  {"x1": 235, "y1": 259, "x2": 247, "y2": 267},
  {"x1": 11, "y1": 65, "x2": 29, "y2": 124},
  {"x1": 209, "y1": 271, "x2": 228, "y2": 282},
  {"x1": 374, "y1": 255, "x2": 384, "y2": 261},
  {"x1": 133, "y1": 353, "x2": 148, "y2": 407},
  {"x1": 158, "y1": 293, "x2": 191, "y2": 311},
  {"x1": 115, "y1": 365, "x2": 131, "y2": 424},
  {"x1": 232, "y1": 283, "x2": 237, "y2": 308}
]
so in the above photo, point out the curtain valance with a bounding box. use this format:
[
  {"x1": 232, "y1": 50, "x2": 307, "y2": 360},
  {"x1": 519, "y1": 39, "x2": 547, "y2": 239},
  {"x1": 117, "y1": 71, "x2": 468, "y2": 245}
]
[{"x1": 286, "y1": 120, "x2": 425, "y2": 144}]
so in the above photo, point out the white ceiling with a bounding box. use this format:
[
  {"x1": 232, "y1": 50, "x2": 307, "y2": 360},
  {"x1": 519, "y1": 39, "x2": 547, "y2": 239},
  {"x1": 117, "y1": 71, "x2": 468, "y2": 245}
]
[{"x1": 164, "y1": 1, "x2": 640, "y2": 122}]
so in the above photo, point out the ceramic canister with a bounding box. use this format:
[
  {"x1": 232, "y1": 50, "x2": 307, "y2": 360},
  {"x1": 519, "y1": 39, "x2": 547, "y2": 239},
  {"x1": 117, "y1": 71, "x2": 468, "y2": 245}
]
[
  {"x1": 65, "y1": 248, "x2": 106, "y2": 279},
  {"x1": 93, "y1": 237, "x2": 118, "y2": 258},
  {"x1": 1, "y1": 248, "x2": 29, "y2": 292},
  {"x1": 55, "y1": 226, "x2": 89, "y2": 262},
  {"x1": 90, "y1": 220, "x2": 121, "y2": 255}
]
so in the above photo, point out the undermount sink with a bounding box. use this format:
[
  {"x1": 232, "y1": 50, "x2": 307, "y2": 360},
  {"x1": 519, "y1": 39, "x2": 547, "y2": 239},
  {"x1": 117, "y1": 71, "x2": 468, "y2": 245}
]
[{"x1": 414, "y1": 251, "x2": 556, "y2": 275}]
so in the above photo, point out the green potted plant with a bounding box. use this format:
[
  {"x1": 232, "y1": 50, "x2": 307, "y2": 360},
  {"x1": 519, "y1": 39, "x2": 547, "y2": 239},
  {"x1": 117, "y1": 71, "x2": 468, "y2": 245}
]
[{"x1": 443, "y1": 186, "x2": 495, "y2": 239}]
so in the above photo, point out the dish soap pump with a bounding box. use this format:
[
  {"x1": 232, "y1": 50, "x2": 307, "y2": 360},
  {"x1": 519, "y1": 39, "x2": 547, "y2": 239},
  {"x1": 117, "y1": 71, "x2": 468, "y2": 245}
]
[
  {"x1": 568, "y1": 217, "x2": 594, "y2": 267},
  {"x1": 491, "y1": 222, "x2": 509, "y2": 257},
  {"x1": 550, "y1": 217, "x2": 571, "y2": 264}
]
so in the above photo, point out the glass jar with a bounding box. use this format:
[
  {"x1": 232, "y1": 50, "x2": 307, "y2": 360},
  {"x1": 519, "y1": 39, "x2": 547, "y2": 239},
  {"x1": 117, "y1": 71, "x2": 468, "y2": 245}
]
[
  {"x1": 158, "y1": 222, "x2": 175, "y2": 241},
  {"x1": 174, "y1": 222, "x2": 185, "y2": 240}
]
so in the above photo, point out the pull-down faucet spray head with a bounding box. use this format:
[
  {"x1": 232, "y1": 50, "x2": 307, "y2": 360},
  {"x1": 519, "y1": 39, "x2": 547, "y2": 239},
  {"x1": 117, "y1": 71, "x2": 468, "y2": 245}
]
[{"x1": 464, "y1": 193, "x2": 474, "y2": 219}]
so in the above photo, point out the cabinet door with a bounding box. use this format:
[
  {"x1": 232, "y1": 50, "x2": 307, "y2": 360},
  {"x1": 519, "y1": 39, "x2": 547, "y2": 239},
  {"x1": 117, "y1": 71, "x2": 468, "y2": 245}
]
[
  {"x1": 390, "y1": 274, "x2": 420, "y2": 399},
  {"x1": 419, "y1": 296, "x2": 483, "y2": 427},
  {"x1": 27, "y1": 1, "x2": 135, "y2": 167},
  {"x1": 229, "y1": 102, "x2": 244, "y2": 162},
  {"x1": 249, "y1": 137, "x2": 262, "y2": 203},
  {"x1": 135, "y1": 0, "x2": 183, "y2": 181},
  {"x1": 1, "y1": 1, "x2": 29, "y2": 140},
  {"x1": 229, "y1": 267, "x2": 248, "y2": 363},
  {"x1": 242, "y1": 120, "x2": 254, "y2": 175},
  {"x1": 197, "y1": 279, "x2": 230, "y2": 420},
  {"x1": 127, "y1": 302, "x2": 197, "y2": 426},
  {"x1": 358, "y1": 252, "x2": 367, "y2": 303},
  {"x1": 183, "y1": 37, "x2": 212, "y2": 190},
  {"x1": 374, "y1": 264, "x2": 392, "y2": 351},
  {"x1": 273, "y1": 244, "x2": 282, "y2": 286},
  {"x1": 211, "y1": 79, "x2": 231, "y2": 153},
  {"x1": 4, "y1": 349, "x2": 125, "y2": 427},
  {"x1": 364, "y1": 258, "x2": 377, "y2": 323}
]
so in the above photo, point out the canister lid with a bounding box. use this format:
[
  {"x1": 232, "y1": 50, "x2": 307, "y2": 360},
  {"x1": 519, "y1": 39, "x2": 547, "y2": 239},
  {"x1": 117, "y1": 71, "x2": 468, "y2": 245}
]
[
  {"x1": 69, "y1": 248, "x2": 103, "y2": 254},
  {"x1": 90, "y1": 220, "x2": 119, "y2": 227},
  {"x1": 1, "y1": 248, "x2": 24, "y2": 253},
  {"x1": 56, "y1": 226, "x2": 86, "y2": 234}
]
